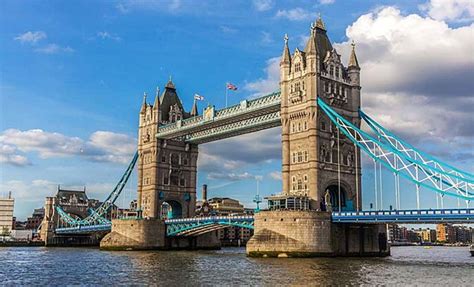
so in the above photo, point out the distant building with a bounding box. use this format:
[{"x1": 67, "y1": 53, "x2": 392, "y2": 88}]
[
  {"x1": 207, "y1": 197, "x2": 244, "y2": 215},
  {"x1": 26, "y1": 208, "x2": 45, "y2": 230},
  {"x1": 0, "y1": 192, "x2": 14, "y2": 238}
]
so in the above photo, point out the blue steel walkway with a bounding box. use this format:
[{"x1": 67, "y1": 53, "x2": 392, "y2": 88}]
[{"x1": 54, "y1": 208, "x2": 474, "y2": 235}]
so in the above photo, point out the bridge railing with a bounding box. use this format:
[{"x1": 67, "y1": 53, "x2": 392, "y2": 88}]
[
  {"x1": 333, "y1": 208, "x2": 474, "y2": 217},
  {"x1": 165, "y1": 215, "x2": 254, "y2": 224}
]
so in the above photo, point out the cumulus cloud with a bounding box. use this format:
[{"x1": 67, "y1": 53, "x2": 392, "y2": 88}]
[
  {"x1": 34, "y1": 44, "x2": 74, "y2": 54},
  {"x1": 244, "y1": 57, "x2": 280, "y2": 98},
  {"x1": 198, "y1": 127, "x2": 281, "y2": 180},
  {"x1": 332, "y1": 6, "x2": 474, "y2": 163},
  {"x1": 275, "y1": 8, "x2": 315, "y2": 21},
  {"x1": 253, "y1": 0, "x2": 273, "y2": 11},
  {"x1": 0, "y1": 129, "x2": 136, "y2": 166},
  {"x1": 14, "y1": 31, "x2": 46, "y2": 44},
  {"x1": 420, "y1": 0, "x2": 474, "y2": 22},
  {"x1": 269, "y1": 171, "x2": 282, "y2": 180}
]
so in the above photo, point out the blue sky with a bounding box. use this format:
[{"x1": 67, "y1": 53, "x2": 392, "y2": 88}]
[{"x1": 1, "y1": 0, "x2": 473, "y2": 220}]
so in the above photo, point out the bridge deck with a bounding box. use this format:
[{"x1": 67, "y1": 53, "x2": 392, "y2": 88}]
[{"x1": 54, "y1": 209, "x2": 474, "y2": 235}]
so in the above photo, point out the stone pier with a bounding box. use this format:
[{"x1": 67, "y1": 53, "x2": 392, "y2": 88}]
[
  {"x1": 246, "y1": 210, "x2": 389, "y2": 257},
  {"x1": 100, "y1": 219, "x2": 220, "y2": 251}
]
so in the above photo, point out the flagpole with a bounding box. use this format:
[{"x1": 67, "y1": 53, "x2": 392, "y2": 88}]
[{"x1": 225, "y1": 83, "x2": 228, "y2": 108}]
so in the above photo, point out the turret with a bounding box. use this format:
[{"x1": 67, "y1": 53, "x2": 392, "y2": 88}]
[
  {"x1": 280, "y1": 34, "x2": 291, "y2": 80},
  {"x1": 347, "y1": 41, "x2": 361, "y2": 112},
  {"x1": 140, "y1": 92, "x2": 147, "y2": 114},
  {"x1": 153, "y1": 87, "x2": 160, "y2": 122}
]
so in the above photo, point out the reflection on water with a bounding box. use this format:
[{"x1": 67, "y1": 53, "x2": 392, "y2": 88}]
[{"x1": 0, "y1": 246, "x2": 472, "y2": 285}]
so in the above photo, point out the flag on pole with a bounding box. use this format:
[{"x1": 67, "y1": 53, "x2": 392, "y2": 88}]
[
  {"x1": 226, "y1": 82, "x2": 238, "y2": 91},
  {"x1": 194, "y1": 94, "x2": 205, "y2": 101}
]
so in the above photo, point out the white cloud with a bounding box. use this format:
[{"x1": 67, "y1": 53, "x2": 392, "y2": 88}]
[
  {"x1": 0, "y1": 144, "x2": 31, "y2": 166},
  {"x1": 269, "y1": 171, "x2": 282, "y2": 180},
  {"x1": 207, "y1": 171, "x2": 255, "y2": 181},
  {"x1": 420, "y1": 0, "x2": 474, "y2": 22},
  {"x1": 253, "y1": 0, "x2": 273, "y2": 11},
  {"x1": 0, "y1": 129, "x2": 136, "y2": 165},
  {"x1": 220, "y1": 25, "x2": 238, "y2": 34},
  {"x1": 97, "y1": 31, "x2": 121, "y2": 41},
  {"x1": 332, "y1": 6, "x2": 474, "y2": 163},
  {"x1": 275, "y1": 8, "x2": 315, "y2": 21},
  {"x1": 319, "y1": 0, "x2": 335, "y2": 4},
  {"x1": 244, "y1": 57, "x2": 280, "y2": 98},
  {"x1": 34, "y1": 44, "x2": 74, "y2": 54},
  {"x1": 14, "y1": 31, "x2": 46, "y2": 44}
]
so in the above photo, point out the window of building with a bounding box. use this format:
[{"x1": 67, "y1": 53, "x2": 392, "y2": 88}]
[
  {"x1": 336, "y1": 67, "x2": 340, "y2": 78},
  {"x1": 297, "y1": 179, "x2": 303, "y2": 190},
  {"x1": 298, "y1": 123, "x2": 301, "y2": 131},
  {"x1": 163, "y1": 176, "x2": 169, "y2": 185},
  {"x1": 329, "y1": 65, "x2": 334, "y2": 76},
  {"x1": 183, "y1": 158, "x2": 188, "y2": 165},
  {"x1": 304, "y1": 122, "x2": 307, "y2": 130},
  {"x1": 179, "y1": 177, "x2": 185, "y2": 186},
  {"x1": 161, "y1": 156, "x2": 166, "y2": 163},
  {"x1": 304, "y1": 175, "x2": 308, "y2": 182},
  {"x1": 304, "y1": 151, "x2": 308, "y2": 162},
  {"x1": 321, "y1": 121, "x2": 326, "y2": 131},
  {"x1": 298, "y1": 152, "x2": 303, "y2": 162}
]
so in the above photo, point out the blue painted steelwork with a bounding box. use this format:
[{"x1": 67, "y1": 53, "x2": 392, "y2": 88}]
[
  {"x1": 317, "y1": 97, "x2": 474, "y2": 201},
  {"x1": 55, "y1": 224, "x2": 111, "y2": 234},
  {"x1": 332, "y1": 208, "x2": 474, "y2": 223},
  {"x1": 165, "y1": 216, "x2": 254, "y2": 236},
  {"x1": 55, "y1": 152, "x2": 138, "y2": 229},
  {"x1": 53, "y1": 208, "x2": 474, "y2": 234}
]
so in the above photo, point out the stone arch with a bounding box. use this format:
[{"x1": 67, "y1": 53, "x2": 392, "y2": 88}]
[
  {"x1": 323, "y1": 179, "x2": 353, "y2": 211},
  {"x1": 160, "y1": 200, "x2": 183, "y2": 219}
]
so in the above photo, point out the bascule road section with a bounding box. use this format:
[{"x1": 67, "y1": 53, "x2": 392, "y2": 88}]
[{"x1": 43, "y1": 16, "x2": 473, "y2": 256}]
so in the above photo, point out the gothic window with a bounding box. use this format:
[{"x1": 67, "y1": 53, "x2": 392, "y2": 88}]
[
  {"x1": 298, "y1": 152, "x2": 303, "y2": 163},
  {"x1": 292, "y1": 153, "x2": 296, "y2": 163},
  {"x1": 304, "y1": 121, "x2": 307, "y2": 130},
  {"x1": 304, "y1": 151, "x2": 308, "y2": 162},
  {"x1": 163, "y1": 176, "x2": 169, "y2": 185},
  {"x1": 295, "y1": 82, "x2": 300, "y2": 91},
  {"x1": 330, "y1": 65, "x2": 334, "y2": 76},
  {"x1": 297, "y1": 179, "x2": 303, "y2": 190},
  {"x1": 302, "y1": 81, "x2": 305, "y2": 90},
  {"x1": 179, "y1": 176, "x2": 185, "y2": 186},
  {"x1": 161, "y1": 155, "x2": 166, "y2": 163},
  {"x1": 292, "y1": 123, "x2": 295, "y2": 133},
  {"x1": 295, "y1": 63, "x2": 301, "y2": 72},
  {"x1": 183, "y1": 158, "x2": 188, "y2": 165},
  {"x1": 298, "y1": 123, "x2": 301, "y2": 131},
  {"x1": 304, "y1": 174, "x2": 308, "y2": 182},
  {"x1": 171, "y1": 153, "x2": 179, "y2": 167},
  {"x1": 336, "y1": 67, "x2": 340, "y2": 78}
]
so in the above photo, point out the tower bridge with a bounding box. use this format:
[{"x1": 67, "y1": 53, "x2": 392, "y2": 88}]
[{"x1": 42, "y1": 16, "x2": 473, "y2": 256}]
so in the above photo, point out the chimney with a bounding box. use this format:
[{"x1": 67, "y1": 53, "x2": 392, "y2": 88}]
[{"x1": 202, "y1": 184, "x2": 208, "y2": 202}]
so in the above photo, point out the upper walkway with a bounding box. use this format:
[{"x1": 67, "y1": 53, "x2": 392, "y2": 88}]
[{"x1": 156, "y1": 92, "x2": 281, "y2": 144}]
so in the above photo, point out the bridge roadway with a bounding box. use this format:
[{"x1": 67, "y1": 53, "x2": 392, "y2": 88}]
[{"x1": 54, "y1": 208, "x2": 474, "y2": 235}]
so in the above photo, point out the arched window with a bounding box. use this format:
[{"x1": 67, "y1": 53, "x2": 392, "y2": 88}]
[
  {"x1": 304, "y1": 121, "x2": 307, "y2": 130},
  {"x1": 304, "y1": 151, "x2": 308, "y2": 162},
  {"x1": 297, "y1": 179, "x2": 303, "y2": 190}
]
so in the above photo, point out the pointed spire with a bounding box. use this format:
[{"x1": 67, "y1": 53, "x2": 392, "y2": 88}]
[
  {"x1": 166, "y1": 75, "x2": 175, "y2": 89},
  {"x1": 315, "y1": 13, "x2": 326, "y2": 31},
  {"x1": 140, "y1": 92, "x2": 147, "y2": 114},
  {"x1": 190, "y1": 98, "x2": 198, "y2": 117},
  {"x1": 153, "y1": 87, "x2": 160, "y2": 110},
  {"x1": 348, "y1": 40, "x2": 360, "y2": 69},
  {"x1": 280, "y1": 33, "x2": 291, "y2": 65},
  {"x1": 304, "y1": 23, "x2": 318, "y2": 55}
]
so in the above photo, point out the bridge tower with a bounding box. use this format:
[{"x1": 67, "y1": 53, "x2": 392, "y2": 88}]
[
  {"x1": 248, "y1": 17, "x2": 388, "y2": 257},
  {"x1": 137, "y1": 80, "x2": 198, "y2": 219},
  {"x1": 278, "y1": 16, "x2": 362, "y2": 211}
]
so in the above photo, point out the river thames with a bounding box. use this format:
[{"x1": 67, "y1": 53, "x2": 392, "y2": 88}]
[{"x1": 0, "y1": 246, "x2": 472, "y2": 285}]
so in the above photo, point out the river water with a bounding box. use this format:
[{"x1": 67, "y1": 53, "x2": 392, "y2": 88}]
[{"x1": 0, "y1": 246, "x2": 472, "y2": 286}]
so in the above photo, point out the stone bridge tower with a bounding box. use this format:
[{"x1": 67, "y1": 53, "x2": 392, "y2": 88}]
[
  {"x1": 279, "y1": 17, "x2": 362, "y2": 211},
  {"x1": 137, "y1": 79, "x2": 198, "y2": 219}
]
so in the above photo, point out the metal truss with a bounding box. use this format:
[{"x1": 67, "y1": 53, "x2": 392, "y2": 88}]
[
  {"x1": 157, "y1": 91, "x2": 281, "y2": 140},
  {"x1": 318, "y1": 97, "x2": 474, "y2": 201},
  {"x1": 360, "y1": 111, "x2": 474, "y2": 186},
  {"x1": 185, "y1": 111, "x2": 281, "y2": 144},
  {"x1": 55, "y1": 152, "x2": 138, "y2": 228},
  {"x1": 165, "y1": 216, "x2": 255, "y2": 236}
]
